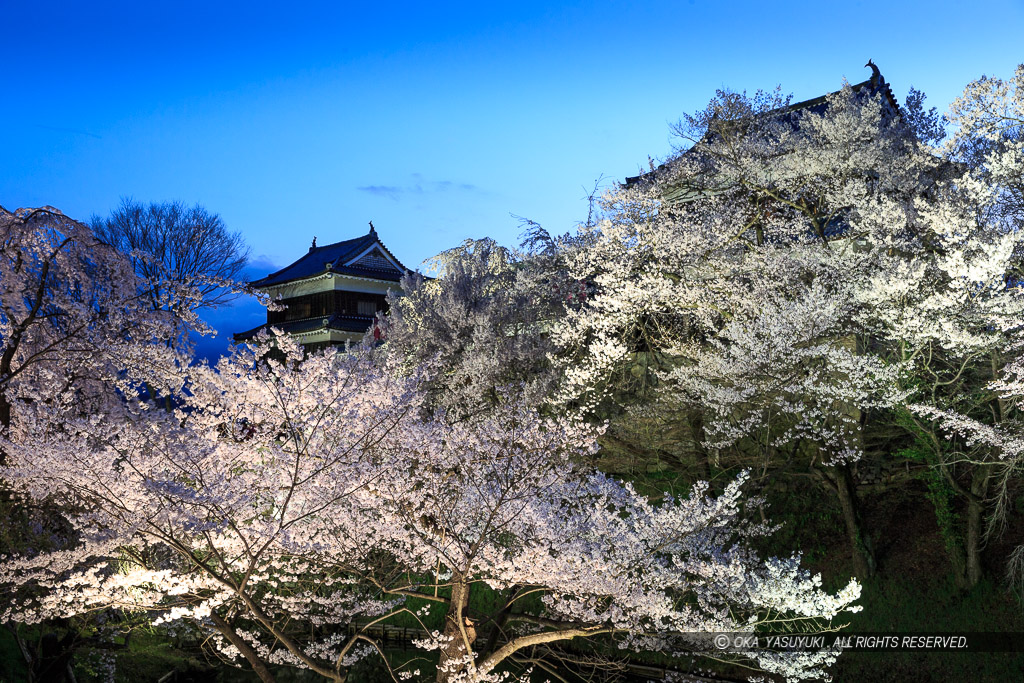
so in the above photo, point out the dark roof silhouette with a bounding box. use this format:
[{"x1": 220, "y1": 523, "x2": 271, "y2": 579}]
[
  {"x1": 249, "y1": 226, "x2": 409, "y2": 288},
  {"x1": 770, "y1": 71, "x2": 897, "y2": 119},
  {"x1": 625, "y1": 64, "x2": 900, "y2": 187}
]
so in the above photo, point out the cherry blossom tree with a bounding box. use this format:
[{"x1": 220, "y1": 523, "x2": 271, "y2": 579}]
[
  {"x1": 550, "y1": 67, "x2": 1024, "y2": 584},
  {"x1": 1, "y1": 333, "x2": 417, "y2": 682},
  {"x1": 0, "y1": 205, "x2": 196, "y2": 450},
  {"x1": 376, "y1": 237, "x2": 578, "y2": 420},
  {"x1": 0, "y1": 205, "x2": 205, "y2": 680},
  {"x1": 946, "y1": 65, "x2": 1023, "y2": 221},
  {"x1": 551, "y1": 80, "x2": 931, "y2": 577},
  {"x1": 1, "y1": 325, "x2": 863, "y2": 682},
  {"x1": 893, "y1": 64, "x2": 1024, "y2": 587}
]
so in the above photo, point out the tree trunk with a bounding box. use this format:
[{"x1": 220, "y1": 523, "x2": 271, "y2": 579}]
[
  {"x1": 437, "y1": 577, "x2": 477, "y2": 683},
  {"x1": 0, "y1": 395, "x2": 10, "y2": 469},
  {"x1": 36, "y1": 631, "x2": 76, "y2": 683},
  {"x1": 830, "y1": 464, "x2": 876, "y2": 578},
  {"x1": 965, "y1": 464, "x2": 993, "y2": 588},
  {"x1": 482, "y1": 586, "x2": 517, "y2": 657},
  {"x1": 685, "y1": 409, "x2": 713, "y2": 483},
  {"x1": 9, "y1": 626, "x2": 35, "y2": 683},
  {"x1": 1, "y1": 349, "x2": 13, "y2": 466},
  {"x1": 210, "y1": 613, "x2": 277, "y2": 683}
]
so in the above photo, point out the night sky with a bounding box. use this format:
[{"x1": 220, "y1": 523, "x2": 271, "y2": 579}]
[{"x1": 3, "y1": 0, "x2": 1022, "y2": 360}]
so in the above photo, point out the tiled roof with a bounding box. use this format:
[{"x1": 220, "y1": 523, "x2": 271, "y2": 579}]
[{"x1": 249, "y1": 227, "x2": 409, "y2": 288}]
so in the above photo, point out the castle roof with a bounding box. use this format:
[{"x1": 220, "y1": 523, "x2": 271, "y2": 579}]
[
  {"x1": 249, "y1": 224, "x2": 410, "y2": 288},
  {"x1": 625, "y1": 65, "x2": 900, "y2": 188}
]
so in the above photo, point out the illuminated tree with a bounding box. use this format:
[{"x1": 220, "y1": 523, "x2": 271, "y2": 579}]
[{"x1": 1, "y1": 331, "x2": 862, "y2": 682}]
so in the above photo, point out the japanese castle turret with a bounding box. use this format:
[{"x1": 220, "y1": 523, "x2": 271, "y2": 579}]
[{"x1": 235, "y1": 222, "x2": 410, "y2": 351}]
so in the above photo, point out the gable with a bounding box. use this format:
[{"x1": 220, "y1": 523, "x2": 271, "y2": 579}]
[{"x1": 345, "y1": 245, "x2": 401, "y2": 272}]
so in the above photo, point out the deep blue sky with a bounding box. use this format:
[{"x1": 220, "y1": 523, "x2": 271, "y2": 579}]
[{"x1": 3, "y1": 1, "x2": 1022, "y2": 359}]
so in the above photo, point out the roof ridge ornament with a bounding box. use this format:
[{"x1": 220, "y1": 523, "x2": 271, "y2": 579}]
[
  {"x1": 368, "y1": 220, "x2": 376, "y2": 236},
  {"x1": 309, "y1": 236, "x2": 317, "y2": 252},
  {"x1": 865, "y1": 59, "x2": 884, "y2": 87}
]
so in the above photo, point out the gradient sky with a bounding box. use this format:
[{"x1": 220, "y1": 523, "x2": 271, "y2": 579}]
[{"x1": 3, "y1": 0, "x2": 1023, "y2": 359}]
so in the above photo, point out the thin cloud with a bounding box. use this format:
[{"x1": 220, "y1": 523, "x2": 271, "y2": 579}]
[
  {"x1": 357, "y1": 175, "x2": 480, "y2": 201},
  {"x1": 241, "y1": 255, "x2": 281, "y2": 282},
  {"x1": 356, "y1": 185, "x2": 404, "y2": 200}
]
